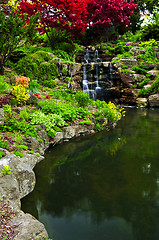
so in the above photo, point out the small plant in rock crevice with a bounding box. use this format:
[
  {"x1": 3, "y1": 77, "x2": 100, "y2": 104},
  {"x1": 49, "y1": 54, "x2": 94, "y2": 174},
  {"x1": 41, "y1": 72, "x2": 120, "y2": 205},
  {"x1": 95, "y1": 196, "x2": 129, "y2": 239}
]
[{"x1": 1, "y1": 166, "x2": 12, "y2": 175}]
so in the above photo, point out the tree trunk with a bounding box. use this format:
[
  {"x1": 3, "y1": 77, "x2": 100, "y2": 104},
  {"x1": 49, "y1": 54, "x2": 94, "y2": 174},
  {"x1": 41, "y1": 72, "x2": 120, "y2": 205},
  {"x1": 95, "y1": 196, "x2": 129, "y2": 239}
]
[{"x1": 0, "y1": 58, "x2": 4, "y2": 75}]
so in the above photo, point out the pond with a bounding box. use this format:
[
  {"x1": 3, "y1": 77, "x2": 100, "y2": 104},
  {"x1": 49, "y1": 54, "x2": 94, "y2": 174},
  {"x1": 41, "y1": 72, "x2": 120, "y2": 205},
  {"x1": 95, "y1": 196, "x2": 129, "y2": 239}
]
[{"x1": 22, "y1": 107, "x2": 159, "y2": 240}]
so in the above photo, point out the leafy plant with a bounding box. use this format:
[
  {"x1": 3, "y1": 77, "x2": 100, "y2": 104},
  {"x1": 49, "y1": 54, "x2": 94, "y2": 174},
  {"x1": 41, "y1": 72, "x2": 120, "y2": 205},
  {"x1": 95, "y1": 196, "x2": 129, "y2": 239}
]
[
  {"x1": 139, "y1": 87, "x2": 152, "y2": 96},
  {"x1": 0, "y1": 76, "x2": 10, "y2": 93},
  {"x1": 0, "y1": 150, "x2": 4, "y2": 158},
  {"x1": 131, "y1": 65, "x2": 148, "y2": 74},
  {"x1": 3, "y1": 104, "x2": 12, "y2": 116},
  {"x1": 151, "y1": 75, "x2": 159, "y2": 93},
  {"x1": 75, "y1": 90, "x2": 91, "y2": 107},
  {"x1": 79, "y1": 119, "x2": 92, "y2": 125},
  {"x1": 2, "y1": 166, "x2": 12, "y2": 175},
  {"x1": 139, "y1": 78, "x2": 150, "y2": 88},
  {"x1": 139, "y1": 39, "x2": 158, "y2": 47},
  {"x1": 12, "y1": 84, "x2": 30, "y2": 105},
  {"x1": 29, "y1": 111, "x2": 66, "y2": 138},
  {"x1": 16, "y1": 76, "x2": 30, "y2": 88},
  {"x1": 13, "y1": 150, "x2": 24, "y2": 158},
  {"x1": 29, "y1": 150, "x2": 34, "y2": 154}
]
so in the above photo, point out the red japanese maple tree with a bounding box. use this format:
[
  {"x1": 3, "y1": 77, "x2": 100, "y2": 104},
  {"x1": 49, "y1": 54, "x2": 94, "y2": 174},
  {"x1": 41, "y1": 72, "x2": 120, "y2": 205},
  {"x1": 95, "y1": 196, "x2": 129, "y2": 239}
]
[
  {"x1": 18, "y1": 0, "x2": 88, "y2": 39},
  {"x1": 17, "y1": 0, "x2": 137, "y2": 43},
  {"x1": 86, "y1": 0, "x2": 137, "y2": 29}
]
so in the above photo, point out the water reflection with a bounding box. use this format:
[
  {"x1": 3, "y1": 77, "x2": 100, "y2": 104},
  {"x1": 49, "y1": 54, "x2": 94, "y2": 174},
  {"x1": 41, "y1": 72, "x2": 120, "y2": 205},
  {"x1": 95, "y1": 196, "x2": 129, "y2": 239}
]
[{"x1": 22, "y1": 108, "x2": 159, "y2": 240}]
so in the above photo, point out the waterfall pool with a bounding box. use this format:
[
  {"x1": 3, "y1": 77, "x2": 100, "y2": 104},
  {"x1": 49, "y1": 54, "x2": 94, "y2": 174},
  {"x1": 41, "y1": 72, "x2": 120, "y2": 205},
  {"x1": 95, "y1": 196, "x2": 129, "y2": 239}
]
[{"x1": 22, "y1": 107, "x2": 159, "y2": 240}]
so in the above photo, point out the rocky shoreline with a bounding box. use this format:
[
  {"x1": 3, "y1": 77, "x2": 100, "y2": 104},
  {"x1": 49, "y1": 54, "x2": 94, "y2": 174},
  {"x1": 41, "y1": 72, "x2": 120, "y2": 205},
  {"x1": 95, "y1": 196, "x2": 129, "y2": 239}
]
[{"x1": 0, "y1": 114, "x2": 115, "y2": 239}]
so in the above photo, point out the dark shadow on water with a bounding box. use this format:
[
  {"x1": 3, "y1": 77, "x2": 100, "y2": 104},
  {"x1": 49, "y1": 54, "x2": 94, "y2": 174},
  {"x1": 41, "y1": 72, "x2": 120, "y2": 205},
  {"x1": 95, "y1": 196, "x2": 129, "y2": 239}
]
[{"x1": 22, "y1": 108, "x2": 159, "y2": 240}]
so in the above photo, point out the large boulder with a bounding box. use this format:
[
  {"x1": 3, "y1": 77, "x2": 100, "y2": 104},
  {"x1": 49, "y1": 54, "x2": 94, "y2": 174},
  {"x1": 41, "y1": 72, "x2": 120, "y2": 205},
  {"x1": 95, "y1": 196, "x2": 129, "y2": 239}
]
[
  {"x1": 0, "y1": 174, "x2": 21, "y2": 209},
  {"x1": 0, "y1": 149, "x2": 44, "y2": 202},
  {"x1": 148, "y1": 94, "x2": 159, "y2": 107},
  {"x1": 147, "y1": 70, "x2": 159, "y2": 77},
  {"x1": 120, "y1": 58, "x2": 138, "y2": 68},
  {"x1": 136, "y1": 98, "x2": 148, "y2": 107},
  {"x1": 10, "y1": 211, "x2": 48, "y2": 240}
]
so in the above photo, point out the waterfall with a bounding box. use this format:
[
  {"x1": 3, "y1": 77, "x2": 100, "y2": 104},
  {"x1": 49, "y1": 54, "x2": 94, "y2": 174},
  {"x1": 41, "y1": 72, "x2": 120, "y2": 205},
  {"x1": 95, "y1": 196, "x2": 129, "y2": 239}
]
[
  {"x1": 82, "y1": 48, "x2": 113, "y2": 101},
  {"x1": 109, "y1": 62, "x2": 113, "y2": 81},
  {"x1": 83, "y1": 65, "x2": 89, "y2": 94},
  {"x1": 84, "y1": 48, "x2": 89, "y2": 64}
]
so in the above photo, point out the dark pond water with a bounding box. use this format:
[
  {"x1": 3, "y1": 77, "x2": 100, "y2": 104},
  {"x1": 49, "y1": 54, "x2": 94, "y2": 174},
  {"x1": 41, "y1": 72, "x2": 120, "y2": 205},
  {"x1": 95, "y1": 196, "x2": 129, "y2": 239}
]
[{"x1": 22, "y1": 108, "x2": 159, "y2": 240}]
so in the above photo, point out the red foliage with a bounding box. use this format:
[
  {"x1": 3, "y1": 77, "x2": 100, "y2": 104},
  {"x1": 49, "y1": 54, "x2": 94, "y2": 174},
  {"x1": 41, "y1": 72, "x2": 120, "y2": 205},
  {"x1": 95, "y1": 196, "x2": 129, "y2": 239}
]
[
  {"x1": 17, "y1": 0, "x2": 137, "y2": 37},
  {"x1": 18, "y1": 0, "x2": 88, "y2": 37},
  {"x1": 87, "y1": 0, "x2": 137, "y2": 29}
]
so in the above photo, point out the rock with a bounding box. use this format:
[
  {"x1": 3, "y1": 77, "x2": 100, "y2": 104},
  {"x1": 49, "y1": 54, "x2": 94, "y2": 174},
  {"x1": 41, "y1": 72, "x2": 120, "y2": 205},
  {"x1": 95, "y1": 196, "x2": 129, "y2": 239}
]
[
  {"x1": 103, "y1": 62, "x2": 109, "y2": 67},
  {"x1": 147, "y1": 70, "x2": 159, "y2": 77},
  {"x1": 136, "y1": 98, "x2": 148, "y2": 107},
  {"x1": 120, "y1": 58, "x2": 138, "y2": 68},
  {"x1": 0, "y1": 151, "x2": 44, "y2": 199},
  {"x1": 54, "y1": 131, "x2": 63, "y2": 144},
  {"x1": 133, "y1": 74, "x2": 146, "y2": 83},
  {"x1": 120, "y1": 72, "x2": 136, "y2": 88},
  {"x1": 144, "y1": 84, "x2": 151, "y2": 89},
  {"x1": 148, "y1": 94, "x2": 159, "y2": 107},
  {"x1": 0, "y1": 174, "x2": 21, "y2": 210},
  {"x1": 69, "y1": 63, "x2": 82, "y2": 75},
  {"x1": 120, "y1": 88, "x2": 137, "y2": 104},
  {"x1": 10, "y1": 75, "x2": 19, "y2": 84},
  {"x1": 156, "y1": 53, "x2": 159, "y2": 60},
  {"x1": 0, "y1": 108, "x2": 4, "y2": 125},
  {"x1": 22, "y1": 136, "x2": 45, "y2": 155},
  {"x1": 10, "y1": 211, "x2": 48, "y2": 240},
  {"x1": 63, "y1": 126, "x2": 76, "y2": 140},
  {"x1": 130, "y1": 48, "x2": 146, "y2": 56},
  {"x1": 61, "y1": 63, "x2": 68, "y2": 76}
]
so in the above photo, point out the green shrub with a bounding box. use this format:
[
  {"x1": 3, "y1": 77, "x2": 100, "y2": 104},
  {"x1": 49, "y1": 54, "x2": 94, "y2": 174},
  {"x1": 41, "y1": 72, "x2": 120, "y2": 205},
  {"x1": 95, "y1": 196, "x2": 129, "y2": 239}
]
[
  {"x1": 14, "y1": 51, "x2": 59, "y2": 83},
  {"x1": 29, "y1": 80, "x2": 40, "y2": 94},
  {"x1": 139, "y1": 39, "x2": 158, "y2": 47},
  {"x1": 142, "y1": 11, "x2": 159, "y2": 40},
  {"x1": 9, "y1": 49, "x2": 27, "y2": 63},
  {"x1": 75, "y1": 90, "x2": 91, "y2": 107}
]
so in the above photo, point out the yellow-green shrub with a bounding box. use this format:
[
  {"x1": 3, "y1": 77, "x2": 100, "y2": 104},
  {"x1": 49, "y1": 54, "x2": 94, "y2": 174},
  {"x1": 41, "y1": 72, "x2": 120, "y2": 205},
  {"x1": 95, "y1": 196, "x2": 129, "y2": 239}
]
[{"x1": 12, "y1": 84, "x2": 30, "y2": 105}]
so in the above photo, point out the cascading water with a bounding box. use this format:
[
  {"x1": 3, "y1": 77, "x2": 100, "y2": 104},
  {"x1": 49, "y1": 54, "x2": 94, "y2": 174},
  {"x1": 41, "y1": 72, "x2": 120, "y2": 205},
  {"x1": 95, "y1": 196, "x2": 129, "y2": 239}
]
[
  {"x1": 108, "y1": 62, "x2": 113, "y2": 81},
  {"x1": 82, "y1": 48, "x2": 114, "y2": 101},
  {"x1": 83, "y1": 65, "x2": 89, "y2": 94}
]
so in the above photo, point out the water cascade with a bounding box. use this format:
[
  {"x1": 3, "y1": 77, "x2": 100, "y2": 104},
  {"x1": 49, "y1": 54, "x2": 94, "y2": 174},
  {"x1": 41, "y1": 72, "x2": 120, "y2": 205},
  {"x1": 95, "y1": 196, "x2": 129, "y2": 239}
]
[{"x1": 82, "y1": 48, "x2": 114, "y2": 101}]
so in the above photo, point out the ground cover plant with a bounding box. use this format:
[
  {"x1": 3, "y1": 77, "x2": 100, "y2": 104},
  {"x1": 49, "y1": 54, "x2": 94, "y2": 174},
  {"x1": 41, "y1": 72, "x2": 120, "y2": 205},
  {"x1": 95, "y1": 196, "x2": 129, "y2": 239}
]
[{"x1": 0, "y1": 74, "x2": 125, "y2": 158}]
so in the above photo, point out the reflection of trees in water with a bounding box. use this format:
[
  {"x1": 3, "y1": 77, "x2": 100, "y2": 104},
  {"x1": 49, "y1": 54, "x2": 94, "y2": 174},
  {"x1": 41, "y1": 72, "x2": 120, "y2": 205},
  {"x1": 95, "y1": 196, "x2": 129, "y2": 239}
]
[{"x1": 22, "y1": 108, "x2": 159, "y2": 240}]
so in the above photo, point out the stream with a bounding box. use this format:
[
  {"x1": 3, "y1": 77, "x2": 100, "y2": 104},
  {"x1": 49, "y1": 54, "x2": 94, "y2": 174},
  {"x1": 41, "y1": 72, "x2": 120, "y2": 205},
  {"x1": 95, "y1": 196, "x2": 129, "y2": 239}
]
[{"x1": 22, "y1": 107, "x2": 159, "y2": 240}]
